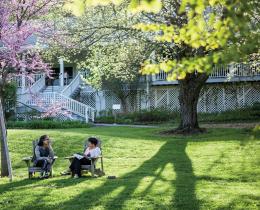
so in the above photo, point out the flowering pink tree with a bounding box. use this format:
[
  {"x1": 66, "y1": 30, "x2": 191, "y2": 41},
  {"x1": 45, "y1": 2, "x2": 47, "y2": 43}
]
[{"x1": 0, "y1": 0, "x2": 60, "y2": 179}]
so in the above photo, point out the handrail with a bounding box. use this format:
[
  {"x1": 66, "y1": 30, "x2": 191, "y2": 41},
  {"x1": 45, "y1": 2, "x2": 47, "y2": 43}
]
[
  {"x1": 16, "y1": 101, "x2": 41, "y2": 113},
  {"x1": 61, "y1": 73, "x2": 81, "y2": 97},
  {"x1": 58, "y1": 93, "x2": 95, "y2": 122},
  {"x1": 153, "y1": 62, "x2": 260, "y2": 81},
  {"x1": 17, "y1": 74, "x2": 45, "y2": 105},
  {"x1": 210, "y1": 62, "x2": 260, "y2": 78},
  {"x1": 27, "y1": 92, "x2": 95, "y2": 122},
  {"x1": 27, "y1": 74, "x2": 45, "y2": 94},
  {"x1": 18, "y1": 73, "x2": 96, "y2": 122},
  {"x1": 11, "y1": 74, "x2": 43, "y2": 88}
]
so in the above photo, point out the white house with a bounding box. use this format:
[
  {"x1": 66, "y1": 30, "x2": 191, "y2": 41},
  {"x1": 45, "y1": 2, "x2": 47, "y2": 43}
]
[
  {"x1": 5, "y1": 29, "x2": 259, "y2": 122},
  {"x1": 13, "y1": 59, "x2": 260, "y2": 122}
]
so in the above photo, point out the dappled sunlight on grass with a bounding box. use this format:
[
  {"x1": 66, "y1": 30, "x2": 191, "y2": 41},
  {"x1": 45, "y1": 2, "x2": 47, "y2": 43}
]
[
  {"x1": 0, "y1": 127, "x2": 259, "y2": 209},
  {"x1": 196, "y1": 182, "x2": 260, "y2": 209}
]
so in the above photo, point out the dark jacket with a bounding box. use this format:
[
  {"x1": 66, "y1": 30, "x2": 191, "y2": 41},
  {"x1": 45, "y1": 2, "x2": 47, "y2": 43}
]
[{"x1": 33, "y1": 145, "x2": 54, "y2": 163}]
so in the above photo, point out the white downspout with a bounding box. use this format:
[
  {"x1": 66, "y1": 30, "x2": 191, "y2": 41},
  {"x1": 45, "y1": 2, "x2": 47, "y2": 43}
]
[{"x1": 59, "y1": 58, "x2": 64, "y2": 88}]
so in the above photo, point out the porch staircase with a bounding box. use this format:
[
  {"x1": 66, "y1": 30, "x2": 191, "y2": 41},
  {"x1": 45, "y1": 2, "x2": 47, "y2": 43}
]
[
  {"x1": 41, "y1": 86, "x2": 62, "y2": 93},
  {"x1": 17, "y1": 73, "x2": 95, "y2": 122}
]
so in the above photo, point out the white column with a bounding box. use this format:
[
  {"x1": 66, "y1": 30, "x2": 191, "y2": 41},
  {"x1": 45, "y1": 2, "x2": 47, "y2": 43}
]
[
  {"x1": 223, "y1": 87, "x2": 226, "y2": 111},
  {"x1": 146, "y1": 75, "x2": 150, "y2": 110},
  {"x1": 155, "y1": 89, "x2": 158, "y2": 107},
  {"x1": 59, "y1": 58, "x2": 64, "y2": 87},
  {"x1": 96, "y1": 91, "x2": 106, "y2": 114},
  {"x1": 21, "y1": 54, "x2": 26, "y2": 93},
  {"x1": 152, "y1": 74, "x2": 156, "y2": 81},
  {"x1": 85, "y1": 107, "x2": 89, "y2": 123},
  {"x1": 204, "y1": 90, "x2": 207, "y2": 113},
  {"x1": 166, "y1": 89, "x2": 169, "y2": 106},
  {"x1": 242, "y1": 86, "x2": 245, "y2": 107},
  {"x1": 21, "y1": 74, "x2": 26, "y2": 93}
]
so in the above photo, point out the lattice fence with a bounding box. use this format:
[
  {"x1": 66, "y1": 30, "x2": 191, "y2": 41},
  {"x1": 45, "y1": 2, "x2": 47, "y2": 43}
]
[
  {"x1": 104, "y1": 91, "x2": 121, "y2": 111},
  {"x1": 79, "y1": 83, "x2": 260, "y2": 114},
  {"x1": 79, "y1": 91, "x2": 97, "y2": 109}
]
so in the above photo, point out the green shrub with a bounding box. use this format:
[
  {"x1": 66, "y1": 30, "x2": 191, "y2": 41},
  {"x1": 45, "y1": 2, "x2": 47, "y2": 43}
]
[
  {"x1": 253, "y1": 124, "x2": 260, "y2": 132},
  {"x1": 96, "y1": 104, "x2": 260, "y2": 125},
  {"x1": 7, "y1": 120, "x2": 92, "y2": 129},
  {"x1": 2, "y1": 82, "x2": 17, "y2": 120},
  {"x1": 131, "y1": 108, "x2": 177, "y2": 123},
  {"x1": 95, "y1": 108, "x2": 178, "y2": 124},
  {"x1": 198, "y1": 107, "x2": 260, "y2": 123},
  {"x1": 252, "y1": 124, "x2": 260, "y2": 138},
  {"x1": 95, "y1": 115, "x2": 115, "y2": 124},
  {"x1": 252, "y1": 102, "x2": 260, "y2": 111},
  {"x1": 95, "y1": 115, "x2": 134, "y2": 124}
]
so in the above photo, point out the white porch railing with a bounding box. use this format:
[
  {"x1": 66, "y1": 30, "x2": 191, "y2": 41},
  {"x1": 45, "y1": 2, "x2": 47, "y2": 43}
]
[
  {"x1": 211, "y1": 63, "x2": 260, "y2": 78},
  {"x1": 28, "y1": 74, "x2": 45, "y2": 94},
  {"x1": 17, "y1": 74, "x2": 45, "y2": 105},
  {"x1": 12, "y1": 74, "x2": 43, "y2": 87},
  {"x1": 61, "y1": 73, "x2": 81, "y2": 97},
  {"x1": 27, "y1": 92, "x2": 95, "y2": 122},
  {"x1": 153, "y1": 62, "x2": 260, "y2": 81},
  {"x1": 154, "y1": 71, "x2": 169, "y2": 81},
  {"x1": 16, "y1": 72, "x2": 96, "y2": 122}
]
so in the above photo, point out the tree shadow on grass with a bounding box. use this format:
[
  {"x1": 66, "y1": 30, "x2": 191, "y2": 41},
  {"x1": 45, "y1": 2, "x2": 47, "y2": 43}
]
[
  {"x1": 46, "y1": 139, "x2": 199, "y2": 210},
  {"x1": 0, "y1": 176, "x2": 89, "y2": 210},
  {"x1": 3, "y1": 128, "x2": 254, "y2": 210}
]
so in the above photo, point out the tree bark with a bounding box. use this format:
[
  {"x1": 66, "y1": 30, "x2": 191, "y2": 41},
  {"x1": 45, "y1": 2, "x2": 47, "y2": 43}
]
[
  {"x1": 176, "y1": 72, "x2": 209, "y2": 134},
  {"x1": 0, "y1": 97, "x2": 12, "y2": 180},
  {"x1": 120, "y1": 98, "x2": 128, "y2": 113}
]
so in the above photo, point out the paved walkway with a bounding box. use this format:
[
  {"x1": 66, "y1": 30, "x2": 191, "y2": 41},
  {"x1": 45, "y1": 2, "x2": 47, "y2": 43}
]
[
  {"x1": 94, "y1": 122, "x2": 259, "y2": 129},
  {"x1": 94, "y1": 123, "x2": 157, "y2": 128}
]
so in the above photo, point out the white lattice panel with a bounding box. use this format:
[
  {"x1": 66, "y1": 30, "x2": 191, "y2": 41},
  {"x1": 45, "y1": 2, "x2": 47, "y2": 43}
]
[
  {"x1": 149, "y1": 89, "x2": 156, "y2": 109},
  {"x1": 168, "y1": 88, "x2": 180, "y2": 111},
  {"x1": 205, "y1": 87, "x2": 224, "y2": 113},
  {"x1": 198, "y1": 87, "x2": 206, "y2": 113},
  {"x1": 138, "y1": 90, "x2": 149, "y2": 110},
  {"x1": 155, "y1": 89, "x2": 168, "y2": 108},
  {"x1": 244, "y1": 84, "x2": 260, "y2": 106},
  {"x1": 225, "y1": 86, "x2": 239, "y2": 110},
  {"x1": 79, "y1": 82, "x2": 260, "y2": 114},
  {"x1": 80, "y1": 91, "x2": 97, "y2": 109},
  {"x1": 236, "y1": 86, "x2": 244, "y2": 108},
  {"x1": 104, "y1": 91, "x2": 121, "y2": 111}
]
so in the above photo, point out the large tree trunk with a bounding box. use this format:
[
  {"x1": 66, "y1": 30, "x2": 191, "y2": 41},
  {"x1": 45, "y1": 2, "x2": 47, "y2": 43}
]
[
  {"x1": 120, "y1": 98, "x2": 128, "y2": 113},
  {"x1": 0, "y1": 97, "x2": 12, "y2": 180},
  {"x1": 176, "y1": 73, "x2": 209, "y2": 134}
]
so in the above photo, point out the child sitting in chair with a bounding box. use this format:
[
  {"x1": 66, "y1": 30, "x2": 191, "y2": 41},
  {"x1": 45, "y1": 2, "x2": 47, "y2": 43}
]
[{"x1": 69, "y1": 137, "x2": 101, "y2": 178}]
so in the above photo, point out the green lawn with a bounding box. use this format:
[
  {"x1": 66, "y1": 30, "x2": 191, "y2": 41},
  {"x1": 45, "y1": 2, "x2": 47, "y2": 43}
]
[{"x1": 0, "y1": 126, "x2": 260, "y2": 210}]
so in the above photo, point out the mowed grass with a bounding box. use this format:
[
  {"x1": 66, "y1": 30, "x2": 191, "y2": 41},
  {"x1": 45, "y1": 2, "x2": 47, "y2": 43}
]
[{"x1": 0, "y1": 126, "x2": 260, "y2": 210}]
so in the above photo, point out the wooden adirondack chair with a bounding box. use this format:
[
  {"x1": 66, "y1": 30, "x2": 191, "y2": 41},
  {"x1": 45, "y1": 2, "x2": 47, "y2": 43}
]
[
  {"x1": 65, "y1": 139, "x2": 105, "y2": 177},
  {"x1": 22, "y1": 139, "x2": 58, "y2": 179}
]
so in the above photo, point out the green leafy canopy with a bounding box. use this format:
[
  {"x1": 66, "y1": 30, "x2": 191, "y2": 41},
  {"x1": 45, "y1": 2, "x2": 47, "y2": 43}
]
[{"x1": 66, "y1": 0, "x2": 259, "y2": 81}]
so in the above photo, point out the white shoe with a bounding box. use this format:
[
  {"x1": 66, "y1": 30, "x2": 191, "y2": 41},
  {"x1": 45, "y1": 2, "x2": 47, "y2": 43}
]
[
  {"x1": 61, "y1": 170, "x2": 71, "y2": 176},
  {"x1": 73, "y1": 174, "x2": 79, "y2": 179},
  {"x1": 40, "y1": 171, "x2": 45, "y2": 179}
]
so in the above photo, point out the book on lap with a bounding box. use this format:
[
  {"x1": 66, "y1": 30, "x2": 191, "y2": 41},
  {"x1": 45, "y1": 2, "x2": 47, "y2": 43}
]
[{"x1": 73, "y1": 153, "x2": 84, "y2": 160}]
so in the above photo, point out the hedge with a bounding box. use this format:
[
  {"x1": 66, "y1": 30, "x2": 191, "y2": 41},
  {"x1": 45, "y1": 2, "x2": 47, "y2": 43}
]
[{"x1": 7, "y1": 120, "x2": 92, "y2": 129}]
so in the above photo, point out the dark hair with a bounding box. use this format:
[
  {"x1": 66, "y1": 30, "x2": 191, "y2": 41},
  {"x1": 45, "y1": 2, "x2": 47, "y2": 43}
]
[
  {"x1": 38, "y1": 135, "x2": 49, "y2": 146},
  {"x1": 88, "y1": 137, "x2": 98, "y2": 146}
]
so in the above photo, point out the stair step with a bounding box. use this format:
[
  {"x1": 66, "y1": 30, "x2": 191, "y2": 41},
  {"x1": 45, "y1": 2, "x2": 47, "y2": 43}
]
[
  {"x1": 19, "y1": 79, "x2": 96, "y2": 122},
  {"x1": 42, "y1": 86, "x2": 62, "y2": 93},
  {"x1": 24, "y1": 94, "x2": 95, "y2": 123}
]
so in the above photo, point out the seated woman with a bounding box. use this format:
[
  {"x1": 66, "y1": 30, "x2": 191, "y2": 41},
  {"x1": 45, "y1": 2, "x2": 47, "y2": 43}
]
[
  {"x1": 69, "y1": 137, "x2": 101, "y2": 179},
  {"x1": 33, "y1": 135, "x2": 54, "y2": 178}
]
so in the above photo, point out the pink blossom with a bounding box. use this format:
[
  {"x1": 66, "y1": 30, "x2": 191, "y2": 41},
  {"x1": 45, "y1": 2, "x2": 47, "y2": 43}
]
[{"x1": 0, "y1": 0, "x2": 69, "y2": 117}]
